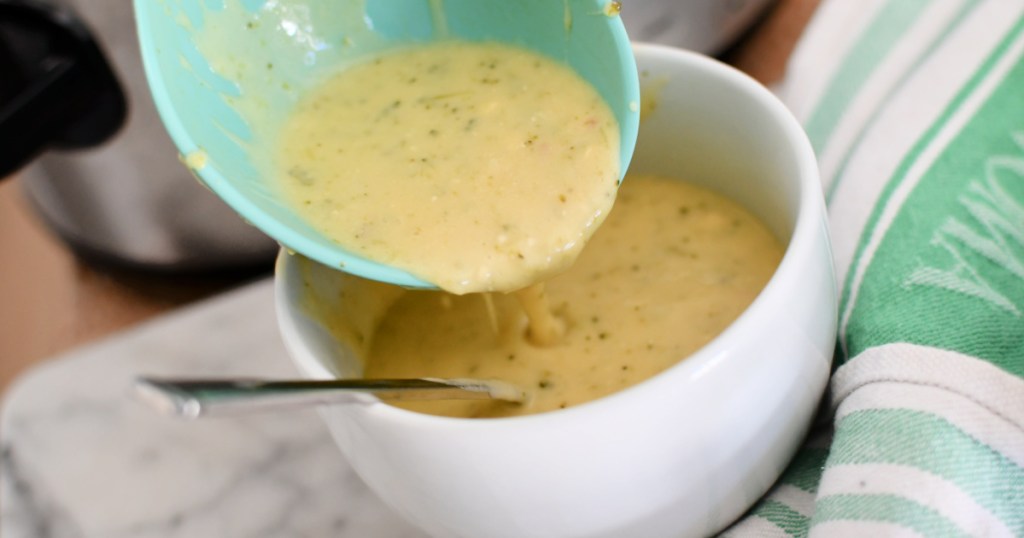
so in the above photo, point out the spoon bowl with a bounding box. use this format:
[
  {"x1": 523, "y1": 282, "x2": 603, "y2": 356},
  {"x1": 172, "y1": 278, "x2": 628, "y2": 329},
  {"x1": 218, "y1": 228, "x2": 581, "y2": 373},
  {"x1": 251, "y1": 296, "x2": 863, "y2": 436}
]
[{"x1": 133, "y1": 0, "x2": 640, "y2": 288}]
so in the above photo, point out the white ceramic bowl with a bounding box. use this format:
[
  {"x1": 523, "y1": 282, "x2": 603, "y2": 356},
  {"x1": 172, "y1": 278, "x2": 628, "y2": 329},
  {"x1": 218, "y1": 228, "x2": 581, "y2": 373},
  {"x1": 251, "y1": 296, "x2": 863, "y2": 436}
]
[{"x1": 275, "y1": 43, "x2": 836, "y2": 538}]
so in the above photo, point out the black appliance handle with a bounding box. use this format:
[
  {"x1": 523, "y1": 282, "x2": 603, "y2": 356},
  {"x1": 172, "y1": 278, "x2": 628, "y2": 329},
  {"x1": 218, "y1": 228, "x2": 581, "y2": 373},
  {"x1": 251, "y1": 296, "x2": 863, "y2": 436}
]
[{"x1": 0, "y1": 0, "x2": 127, "y2": 178}]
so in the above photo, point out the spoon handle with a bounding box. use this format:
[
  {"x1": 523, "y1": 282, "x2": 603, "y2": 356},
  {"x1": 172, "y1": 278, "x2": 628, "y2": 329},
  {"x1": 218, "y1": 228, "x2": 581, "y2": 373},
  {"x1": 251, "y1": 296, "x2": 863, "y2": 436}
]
[{"x1": 134, "y1": 377, "x2": 525, "y2": 419}]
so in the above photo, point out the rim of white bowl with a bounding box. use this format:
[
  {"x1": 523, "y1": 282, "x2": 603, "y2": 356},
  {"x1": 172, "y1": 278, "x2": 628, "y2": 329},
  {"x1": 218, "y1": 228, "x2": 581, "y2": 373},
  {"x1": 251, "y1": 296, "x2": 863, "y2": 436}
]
[{"x1": 274, "y1": 42, "x2": 829, "y2": 431}]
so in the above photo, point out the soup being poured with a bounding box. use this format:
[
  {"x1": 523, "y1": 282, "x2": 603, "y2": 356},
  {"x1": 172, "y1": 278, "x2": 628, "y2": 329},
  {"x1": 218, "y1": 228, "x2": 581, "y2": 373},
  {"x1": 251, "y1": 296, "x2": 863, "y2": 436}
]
[
  {"x1": 357, "y1": 173, "x2": 784, "y2": 418},
  {"x1": 276, "y1": 40, "x2": 620, "y2": 294}
]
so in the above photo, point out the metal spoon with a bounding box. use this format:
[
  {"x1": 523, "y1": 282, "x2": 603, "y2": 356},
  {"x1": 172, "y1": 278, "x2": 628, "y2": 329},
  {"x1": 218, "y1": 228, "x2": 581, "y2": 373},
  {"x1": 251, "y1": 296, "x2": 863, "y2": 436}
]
[{"x1": 133, "y1": 377, "x2": 526, "y2": 419}]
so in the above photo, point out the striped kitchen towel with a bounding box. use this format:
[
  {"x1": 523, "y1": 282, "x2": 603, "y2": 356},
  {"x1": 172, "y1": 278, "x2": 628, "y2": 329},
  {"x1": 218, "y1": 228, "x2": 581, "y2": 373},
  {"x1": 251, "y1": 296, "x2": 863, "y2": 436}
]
[{"x1": 725, "y1": 0, "x2": 1024, "y2": 536}]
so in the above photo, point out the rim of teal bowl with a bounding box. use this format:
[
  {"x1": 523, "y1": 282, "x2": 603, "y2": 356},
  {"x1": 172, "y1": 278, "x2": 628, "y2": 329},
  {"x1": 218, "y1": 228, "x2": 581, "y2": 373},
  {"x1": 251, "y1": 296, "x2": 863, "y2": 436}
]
[{"x1": 134, "y1": 0, "x2": 640, "y2": 289}]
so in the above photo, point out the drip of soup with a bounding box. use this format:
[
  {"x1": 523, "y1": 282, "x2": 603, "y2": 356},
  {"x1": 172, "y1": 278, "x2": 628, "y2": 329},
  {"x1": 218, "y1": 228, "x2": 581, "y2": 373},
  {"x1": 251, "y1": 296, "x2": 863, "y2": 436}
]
[
  {"x1": 359, "y1": 174, "x2": 784, "y2": 418},
  {"x1": 277, "y1": 40, "x2": 620, "y2": 294}
]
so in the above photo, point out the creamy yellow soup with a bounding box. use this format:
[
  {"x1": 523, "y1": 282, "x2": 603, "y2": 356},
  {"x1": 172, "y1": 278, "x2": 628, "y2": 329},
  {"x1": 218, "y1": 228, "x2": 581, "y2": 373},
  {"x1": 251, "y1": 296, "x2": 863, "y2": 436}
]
[
  {"x1": 277, "y1": 40, "x2": 620, "y2": 294},
  {"x1": 359, "y1": 174, "x2": 784, "y2": 418}
]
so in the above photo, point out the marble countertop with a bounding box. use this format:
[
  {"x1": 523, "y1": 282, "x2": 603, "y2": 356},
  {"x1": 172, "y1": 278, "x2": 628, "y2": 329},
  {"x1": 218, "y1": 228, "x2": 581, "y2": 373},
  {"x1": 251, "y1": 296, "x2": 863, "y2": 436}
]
[{"x1": 1, "y1": 280, "x2": 424, "y2": 538}]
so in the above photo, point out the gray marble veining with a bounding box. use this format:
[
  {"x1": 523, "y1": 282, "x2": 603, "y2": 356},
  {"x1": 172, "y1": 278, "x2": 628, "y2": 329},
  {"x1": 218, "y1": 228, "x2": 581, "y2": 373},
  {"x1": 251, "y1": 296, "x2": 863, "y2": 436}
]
[{"x1": 0, "y1": 280, "x2": 426, "y2": 538}]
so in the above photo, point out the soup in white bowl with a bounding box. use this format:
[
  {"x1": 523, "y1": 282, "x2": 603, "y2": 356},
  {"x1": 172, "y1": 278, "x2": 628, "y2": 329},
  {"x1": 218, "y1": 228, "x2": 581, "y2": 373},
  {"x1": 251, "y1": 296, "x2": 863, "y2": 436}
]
[{"x1": 275, "y1": 44, "x2": 836, "y2": 538}]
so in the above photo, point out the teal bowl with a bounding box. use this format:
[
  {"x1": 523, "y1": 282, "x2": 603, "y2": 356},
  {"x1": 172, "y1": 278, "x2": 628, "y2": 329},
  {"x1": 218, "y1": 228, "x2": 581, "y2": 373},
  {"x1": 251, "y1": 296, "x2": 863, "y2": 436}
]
[{"x1": 133, "y1": 0, "x2": 640, "y2": 288}]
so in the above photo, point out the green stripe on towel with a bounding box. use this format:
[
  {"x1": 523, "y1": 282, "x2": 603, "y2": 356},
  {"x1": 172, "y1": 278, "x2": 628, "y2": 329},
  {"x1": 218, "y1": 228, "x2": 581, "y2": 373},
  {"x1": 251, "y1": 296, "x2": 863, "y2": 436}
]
[
  {"x1": 830, "y1": 408, "x2": 1024, "y2": 533},
  {"x1": 779, "y1": 447, "x2": 829, "y2": 494},
  {"x1": 824, "y1": 0, "x2": 982, "y2": 202},
  {"x1": 750, "y1": 500, "x2": 810, "y2": 538},
  {"x1": 804, "y1": 0, "x2": 931, "y2": 154},
  {"x1": 812, "y1": 493, "x2": 971, "y2": 537}
]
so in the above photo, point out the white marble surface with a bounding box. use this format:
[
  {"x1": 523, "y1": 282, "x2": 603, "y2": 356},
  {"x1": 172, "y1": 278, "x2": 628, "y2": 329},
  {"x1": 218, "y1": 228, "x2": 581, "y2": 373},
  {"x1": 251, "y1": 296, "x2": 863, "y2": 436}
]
[{"x1": 0, "y1": 279, "x2": 425, "y2": 538}]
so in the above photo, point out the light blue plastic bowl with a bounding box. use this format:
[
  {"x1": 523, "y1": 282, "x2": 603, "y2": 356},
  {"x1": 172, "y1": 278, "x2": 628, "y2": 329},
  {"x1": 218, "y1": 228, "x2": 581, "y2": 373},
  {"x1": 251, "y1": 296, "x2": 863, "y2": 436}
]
[{"x1": 134, "y1": 0, "x2": 640, "y2": 288}]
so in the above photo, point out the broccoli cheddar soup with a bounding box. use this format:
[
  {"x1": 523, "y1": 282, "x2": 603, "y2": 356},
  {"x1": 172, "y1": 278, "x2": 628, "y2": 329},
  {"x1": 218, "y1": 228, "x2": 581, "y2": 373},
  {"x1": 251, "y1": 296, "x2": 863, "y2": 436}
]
[
  {"x1": 358, "y1": 174, "x2": 783, "y2": 418},
  {"x1": 277, "y1": 40, "x2": 620, "y2": 294}
]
